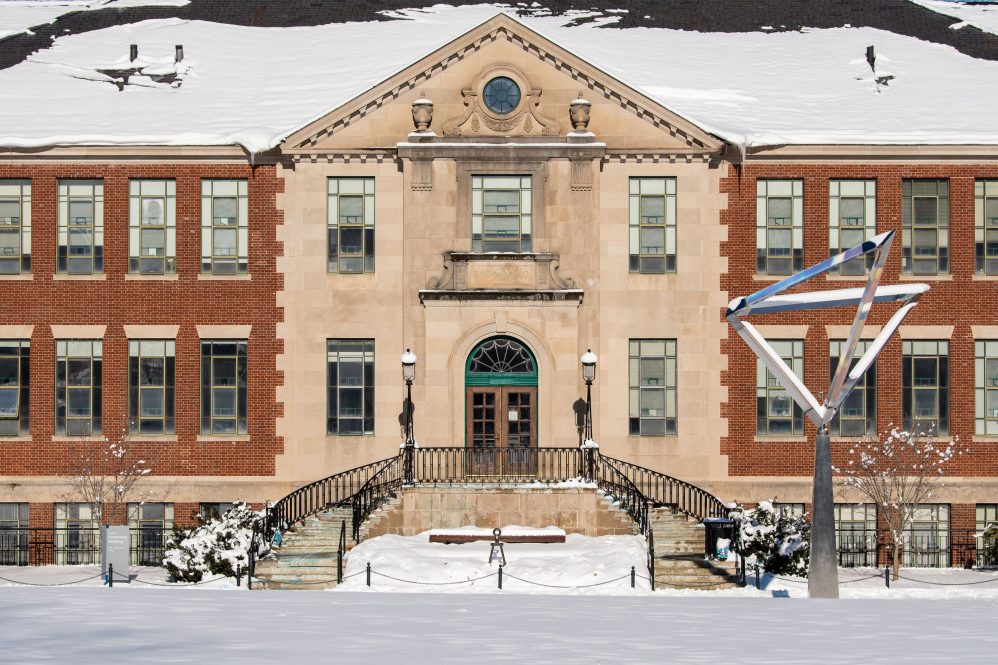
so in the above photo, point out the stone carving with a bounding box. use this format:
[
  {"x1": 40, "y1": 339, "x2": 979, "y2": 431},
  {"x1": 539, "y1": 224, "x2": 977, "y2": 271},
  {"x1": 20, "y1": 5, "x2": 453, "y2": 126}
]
[
  {"x1": 422, "y1": 252, "x2": 579, "y2": 300},
  {"x1": 411, "y1": 98, "x2": 433, "y2": 132},
  {"x1": 441, "y1": 76, "x2": 561, "y2": 137},
  {"x1": 569, "y1": 97, "x2": 591, "y2": 131}
]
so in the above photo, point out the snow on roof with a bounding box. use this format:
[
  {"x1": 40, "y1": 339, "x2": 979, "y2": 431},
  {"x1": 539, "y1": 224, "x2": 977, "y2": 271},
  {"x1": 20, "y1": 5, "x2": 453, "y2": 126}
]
[
  {"x1": 908, "y1": 0, "x2": 998, "y2": 36},
  {"x1": 2, "y1": 3, "x2": 998, "y2": 153}
]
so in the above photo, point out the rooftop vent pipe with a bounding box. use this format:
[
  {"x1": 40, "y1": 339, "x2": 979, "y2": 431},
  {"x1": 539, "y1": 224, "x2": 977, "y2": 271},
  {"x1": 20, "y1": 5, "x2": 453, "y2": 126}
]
[
  {"x1": 175, "y1": 45, "x2": 184, "y2": 63},
  {"x1": 129, "y1": 44, "x2": 138, "y2": 62}
]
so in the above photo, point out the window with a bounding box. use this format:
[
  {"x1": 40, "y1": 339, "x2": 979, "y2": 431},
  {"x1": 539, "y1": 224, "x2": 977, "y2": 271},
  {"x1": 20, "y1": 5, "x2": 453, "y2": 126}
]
[
  {"x1": 482, "y1": 77, "x2": 521, "y2": 115},
  {"x1": 629, "y1": 177, "x2": 676, "y2": 273},
  {"x1": 756, "y1": 179, "x2": 803, "y2": 275},
  {"x1": 201, "y1": 179, "x2": 248, "y2": 275},
  {"x1": 57, "y1": 180, "x2": 103, "y2": 274},
  {"x1": 200, "y1": 340, "x2": 247, "y2": 435},
  {"x1": 472, "y1": 175, "x2": 532, "y2": 252},
  {"x1": 54, "y1": 503, "x2": 99, "y2": 565},
  {"x1": 129, "y1": 179, "x2": 176, "y2": 274},
  {"x1": 902, "y1": 340, "x2": 948, "y2": 435},
  {"x1": 327, "y1": 178, "x2": 374, "y2": 273},
  {"x1": 128, "y1": 502, "x2": 173, "y2": 566},
  {"x1": 756, "y1": 340, "x2": 804, "y2": 436},
  {"x1": 773, "y1": 502, "x2": 805, "y2": 517},
  {"x1": 0, "y1": 340, "x2": 29, "y2": 437},
  {"x1": 199, "y1": 502, "x2": 236, "y2": 521},
  {"x1": 129, "y1": 340, "x2": 175, "y2": 435},
  {"x1": 0, "y1": 503, "x2": 28, "y2": 565},
  {"x1": 975, "y1": 180, "x2": 998, "y2": 275},
  {"x1": 835, "y1": 503, "x2": 877, "y2": 567},
  {"x1": 904, "y1": 504, "x2": 949, "y2": 568},
  {"x1": 829, "y1": 340, "x2": 877, "y2": 437},
  {"x1": 975, "y1": 340, "x2": 998, "y2": 436},
  {"x1": 829, "y1": 180, "x2": 876, "y2": 275},
  {"x1": 902, "y1": 179, "x2": 949, "y2": 275},
  {"x1": 977, "y1": 504, "x2": 998, "y2": 567},
  {"x1": 55, "y1": 340, "x2": 102, "y2": 436},
  {"x1": 327, "y1": 339, "x2": 374, "y2": 435},
  {"x1": 0, "y1": 180, "x2": 30, "y2": 274},
  {"x1": 628, "y1": 339, "x2": 677, "y2": 435}
]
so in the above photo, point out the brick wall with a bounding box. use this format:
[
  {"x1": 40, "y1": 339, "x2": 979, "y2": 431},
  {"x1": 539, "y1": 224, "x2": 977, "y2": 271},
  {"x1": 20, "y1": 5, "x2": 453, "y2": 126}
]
[{"x1": 0, "y1": 162, "x2": 284, "y2": 479}]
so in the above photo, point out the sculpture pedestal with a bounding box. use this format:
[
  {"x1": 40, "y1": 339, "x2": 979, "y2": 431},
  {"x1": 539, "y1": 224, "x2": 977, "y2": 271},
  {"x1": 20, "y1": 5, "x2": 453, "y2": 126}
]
[{"x1": 808, "y1": 427, "x2": 839, "y2": 598}]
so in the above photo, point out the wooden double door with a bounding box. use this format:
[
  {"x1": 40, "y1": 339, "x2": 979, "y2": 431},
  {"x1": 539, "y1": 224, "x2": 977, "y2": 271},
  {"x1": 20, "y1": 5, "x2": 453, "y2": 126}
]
[{"x1": 466, "y1": 386, "x2": 537, "y2": 476}]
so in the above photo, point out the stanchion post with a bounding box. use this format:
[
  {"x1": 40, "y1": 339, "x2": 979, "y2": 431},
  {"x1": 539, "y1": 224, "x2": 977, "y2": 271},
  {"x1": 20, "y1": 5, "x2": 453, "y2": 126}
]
[
  {"x1": 754, "y1": 563, "x2": 760, "y2": 590},
  {"x1": 498, "y1": 564, "x2": 503, "y2": 590},
  {"x1": 236, "y1": 564, "x2": 242, "y2": 587},
  {"x1": 366, "y1": 561, "x2": 371, "y2": 587},
  {"x1": 337, "y1": 549, "x2": 343, "y2": 584},
  {"x1": 884, "y1": 565, "x2": 890, "y2": 589},
  {"x1": 108, "y1": 563, "x2": 114, "y2": 588},
  {"x1": 630, "y1": 566, "x2": 635, "y2": 588}
]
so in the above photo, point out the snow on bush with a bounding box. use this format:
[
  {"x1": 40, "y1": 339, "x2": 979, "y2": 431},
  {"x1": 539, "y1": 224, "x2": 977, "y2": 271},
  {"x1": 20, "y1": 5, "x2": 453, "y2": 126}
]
[
  {"x1": 981, "y1": 523, "x2": 998, "y2": 567},
  {"x1": 730, "y1": 500, "x2": 811, "y2": 577},
  {"x1": 164, "y1": 502, "x2": 264, "y2": 583}
]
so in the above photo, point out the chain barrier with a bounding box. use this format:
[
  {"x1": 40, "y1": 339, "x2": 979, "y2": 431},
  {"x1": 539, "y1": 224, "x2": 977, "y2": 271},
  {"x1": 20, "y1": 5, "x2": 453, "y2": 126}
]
[
  {"x1": 836, "y1": 574, "x2": 883, "y2": 585},
  {"x1": 501, "y1": 572, "x2": 630, "y2": 589},
  {"x1": 0, "y1": 573, "x2": 104, "y2": 587},
  {"x1": 897, "y1": 573, "x2": 998, "y2": 586},
  {"x1": 653, "y1": 578, "x2": 731, "y2": 589},
  {"x1": 370, "y1": 570, "x2": 499, "y2": 586},
  {"x1": 130, "y1": 575, "x2": 229, "y2": 587}
]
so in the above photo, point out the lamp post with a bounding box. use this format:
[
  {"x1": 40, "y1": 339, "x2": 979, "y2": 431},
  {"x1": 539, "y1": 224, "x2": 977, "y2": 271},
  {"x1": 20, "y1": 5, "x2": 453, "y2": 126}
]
[
  {"x1": 581, "y1": 348, "x2": 597, "y2": 480},
  {"x1": 401, "y1": 348, "x2": 416, "y2": 484}
]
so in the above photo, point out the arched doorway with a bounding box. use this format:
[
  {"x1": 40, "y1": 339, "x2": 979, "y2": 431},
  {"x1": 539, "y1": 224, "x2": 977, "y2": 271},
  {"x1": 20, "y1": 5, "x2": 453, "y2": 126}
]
[{"x1": 465, "y1": 336, "x2": 538, "y2": 476}]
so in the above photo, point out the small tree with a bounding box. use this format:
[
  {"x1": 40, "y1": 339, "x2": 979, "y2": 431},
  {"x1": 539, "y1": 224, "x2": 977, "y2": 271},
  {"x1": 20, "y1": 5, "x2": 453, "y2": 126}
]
[
  {"x1": 730, "y1": 500, "x2": 811, "y2": 576},
  {"x1": 835, "y1": 427, "x2": 961, "y2": 579},
  {"x1": 64, "y1": 427, "x2": 156, "y2": 524}
]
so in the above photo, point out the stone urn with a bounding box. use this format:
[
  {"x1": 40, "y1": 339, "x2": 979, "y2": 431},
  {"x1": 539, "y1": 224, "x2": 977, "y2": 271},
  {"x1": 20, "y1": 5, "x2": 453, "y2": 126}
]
[
  {"x1": 569, "y1": 97, "x2": 591, "y2": 131},
  {"x1": 411, "y1": 98, "x2": 434, "y2": 132}
]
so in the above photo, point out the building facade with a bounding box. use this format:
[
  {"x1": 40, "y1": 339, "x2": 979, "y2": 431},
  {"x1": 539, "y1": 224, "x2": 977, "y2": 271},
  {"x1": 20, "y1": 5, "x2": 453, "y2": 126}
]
[{"x1": 1, "y1": 15, "x2": 996, "y2": 566}]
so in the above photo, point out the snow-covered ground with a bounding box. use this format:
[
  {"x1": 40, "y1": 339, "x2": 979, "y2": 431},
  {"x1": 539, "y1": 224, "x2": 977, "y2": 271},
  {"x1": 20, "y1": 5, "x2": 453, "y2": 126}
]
[
  {"x1": 908, "y1": 0, "x2": 998, "y2": 35},
  {"x1": 2, "y1": 4, "x2": 998, "y2": 151}
]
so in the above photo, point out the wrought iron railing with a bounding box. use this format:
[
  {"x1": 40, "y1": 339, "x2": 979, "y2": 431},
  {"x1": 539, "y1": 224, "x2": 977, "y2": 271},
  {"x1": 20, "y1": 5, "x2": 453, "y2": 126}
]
[
  {"x1": 352, "y1": 454, "x2": 405, "y2": 541},
  {"x1": 414, "y1": 446, "x2": 584, "y2": 484},
  {"x1": 265, "y1": 457, "x2": 394, "y2": 542},
  {"x1": 599, "y1": 455, "x2": 728, "y2": 522},
  {"x1": 0, "y1": 526, "x2": 175, "y2": 567}
]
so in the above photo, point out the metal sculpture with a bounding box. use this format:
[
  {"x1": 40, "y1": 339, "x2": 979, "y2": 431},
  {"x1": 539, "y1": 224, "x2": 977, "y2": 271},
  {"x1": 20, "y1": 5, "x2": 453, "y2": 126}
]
[{"x1": 725, "y1": 229, "x2": 928, "y2": 598}]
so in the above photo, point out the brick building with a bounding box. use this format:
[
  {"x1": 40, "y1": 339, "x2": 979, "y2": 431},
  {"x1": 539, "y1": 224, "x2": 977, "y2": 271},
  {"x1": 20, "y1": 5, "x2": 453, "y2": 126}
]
[{"x1": 1, "y1": 4, "x2": 996, "y2": 567}]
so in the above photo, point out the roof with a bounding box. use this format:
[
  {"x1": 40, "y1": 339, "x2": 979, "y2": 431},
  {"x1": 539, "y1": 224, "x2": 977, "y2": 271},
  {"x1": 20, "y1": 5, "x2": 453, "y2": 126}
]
[{"x1": 2, "y1": 1, "x2": 998, "y2": 153}]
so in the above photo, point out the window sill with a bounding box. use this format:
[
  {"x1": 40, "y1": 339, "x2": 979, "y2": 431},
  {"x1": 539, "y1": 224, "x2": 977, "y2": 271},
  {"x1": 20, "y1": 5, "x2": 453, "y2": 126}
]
[
  {"x1": 754, "y1": 436, "x2": 807, "y2": 443},
  {"x1": 627, "y1": 434, "x2": 679, "y2": 440},
  {"x1": 0, "y1": 273, "x2": 32, "y2": 280},
  {"x1": 0, "y1": 436, "x2": 31, "y2": 442},
  {"x1": 53, "y1": 273, "x2": 106, "y2": 281},
  {"x1": 898, "y1": 274, "x2": 952, "y2": 282},
  {"x1": 830, "y1": 436, "x2": 875, "y2": 443},
  {"x1": 973, "y1": 436, "x2": 998, "y2": 443},
  {"x1": 125, "y1": 274, "x2": 179, "y2": 281},
  {"x1": 752, "y1": 273, "x2": 790, "y2": 282},
  {"x1": 51, "y1": 435, "x2": 107, "y2": 442},
  {"x1": 325, "y1": 434, "x2": 375, "y2": 441},
  {"x1": 824, "y1": 274, "x2": 869, "y2": 282},
  {"x1": 197, "y1": 435, "x2": 251, "y2": 442},
  {"x1": 972, "y1": 275, "x2": 998, "y2": 282},
  {"x1": 127, "y1": 435, "x2": 177, "y2": 443},
  {"x1": 197, "y1": 274, "x2": 252, "y2": 281}
]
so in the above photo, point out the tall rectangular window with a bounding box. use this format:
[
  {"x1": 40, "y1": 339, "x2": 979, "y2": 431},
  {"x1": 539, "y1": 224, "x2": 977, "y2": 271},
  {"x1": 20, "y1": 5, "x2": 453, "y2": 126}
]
[
  {"x1": 0, "y1": 180, "x2": 30, "y2": 274},
  {"x1": 903, "y1": 340, "x2": 948, "y2": 435},
  {"x1": 829, "y1": 340, "x2": 877, "y2": 437},
  {"x1": 129, "y1": 179, "x2": 176, "y2": 274},
  {"x1": 773, "y1": 502, "x2": 805, "y2": 517},
  {"x1": 128, "y1": 502, "x2": 173, "y2": 566},
  {"x1": 975, "y1": 340, "x2": 998, "y2": 436},
  {"x1": 327, "y1": 177, "x2": 374, "y2": 273},
  {"x1": 472, "y1": 175, "x2": 532, "y2": 252},
  {"x1": 55, "y1": 340, "x2": 102, "y2": 436},
  {"x1": 200, "y1": 340, "x2": 247, "y2": 435},
  {"x1": 0, "y1": 340, "x2": 29, "y2": 437},
  {"x1": 0, "y1": 503, "x2": 29, "y2": 565},
  {"x1": 975, "y1": 180, "x2": 998, "y2": 276},
  {"x1": 129, "y1": 340, "x2": 175, "y2": 435},
  {"x1": 902, "y1": 179, "x2": 949, "y2": 275},
  {"x1": 54, "y1": 502, "x2": 99, "y2": 565},
  {"x1": 57, "y1": 180, "x2": 103, "y2": 274},
  {"x1": 629, "y1": 177, "x2": 676, "y2": 274},
  {"x1": 199, "y1": 503, "x2": 236, "y2": 521},
  {"x1": 904, "y1": 504, "x2": 949, "y2": 568},
  {"x1": 628, "y1": 339, "x2": 677, "y2": 435},
  {"x1": 835, "y1": 503, "x2": 877, "y2": 567},
  {"x1": 201, "y1": 179, "x2": 248, "y2": 275},
  {"x1": 756, "y1": 179, "x2": 803, "y2": 275},
  {"x1": 977, "y1": 504, "x2": 998, "y2": 567},
  {"x1": 757, "y1": 340, "x2": 804, "y2": 436},
  {"x1": 829, "y1": 179, "x2": 876, "y2": 275},
  {"x1": 327, "y1": 339, "x2": 374, "y2": 435}
]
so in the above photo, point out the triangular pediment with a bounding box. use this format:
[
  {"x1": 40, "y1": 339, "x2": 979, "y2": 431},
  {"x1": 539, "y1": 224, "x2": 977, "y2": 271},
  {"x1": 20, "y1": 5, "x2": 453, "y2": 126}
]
[{"x1": 282, "y1": 13, "x2": 723, "y2": 155}]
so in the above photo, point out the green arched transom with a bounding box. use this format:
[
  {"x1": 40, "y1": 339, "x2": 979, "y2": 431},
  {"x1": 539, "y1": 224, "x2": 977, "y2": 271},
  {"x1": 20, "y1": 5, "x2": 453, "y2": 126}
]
[{"x1": 465, "y1": 336, "x2": 538, "y2": 386}]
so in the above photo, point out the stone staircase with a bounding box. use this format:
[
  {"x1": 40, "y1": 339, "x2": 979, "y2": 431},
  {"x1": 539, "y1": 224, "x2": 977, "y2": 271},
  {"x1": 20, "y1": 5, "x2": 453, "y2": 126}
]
[
  {"x1": 649, "y1": 507, "x2": 742, "y2": 591},
  {"x1": 253, "y1": 504, "x2": 354, "y2": 590},
  {"x1": 597, "y1": 490, "x2": 645, "y2": 536}
]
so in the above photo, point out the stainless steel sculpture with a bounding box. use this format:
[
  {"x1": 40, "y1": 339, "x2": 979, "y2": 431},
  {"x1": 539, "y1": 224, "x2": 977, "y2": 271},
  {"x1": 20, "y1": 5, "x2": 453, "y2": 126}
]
[{"x1": 725, "y1": 229, "x2": 928, "y2": 598}]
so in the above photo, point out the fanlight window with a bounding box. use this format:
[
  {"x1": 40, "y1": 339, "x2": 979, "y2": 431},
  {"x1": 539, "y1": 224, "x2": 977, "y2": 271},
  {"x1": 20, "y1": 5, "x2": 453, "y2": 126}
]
[{"x1": 468, "y1": 339, "x2": 534, "y2": 374}]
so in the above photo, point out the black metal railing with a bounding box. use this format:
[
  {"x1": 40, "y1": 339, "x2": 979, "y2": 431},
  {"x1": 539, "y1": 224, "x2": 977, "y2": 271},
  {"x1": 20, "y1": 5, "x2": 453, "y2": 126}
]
[
  {"x1": 266, "y1": 457, "x2": 395, "y2": 542},
  {"x1": 414, "y1": 446, "x2": 584, "y2": 484},
  {"x1": 0, "y1": 526, "x2": 175, "y2": 567},
  {"x1": 592, "y1": 455, "x2": 649, "y2": 534},
  {"x1": 352, "y1": 454, "x2": 404, "y2": 541},
  {"x1": 835, "y1": 527, "x2": 879, "y2": 568},
  {"x1": 599, "y1": 455, "x2": 728, "y2": 522}
]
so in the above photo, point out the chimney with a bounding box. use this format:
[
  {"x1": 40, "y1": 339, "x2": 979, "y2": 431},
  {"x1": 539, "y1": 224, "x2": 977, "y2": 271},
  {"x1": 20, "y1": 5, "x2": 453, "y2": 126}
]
[
  {"x1": 175, "y1": 44, "x2": 184, "y2": 63},
  {"x1": 866, "y1": 45, "x2": 876, "y2": 72},
  {"x1": 129, "y1": 44, "x2": 138, "y2": 62}
]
